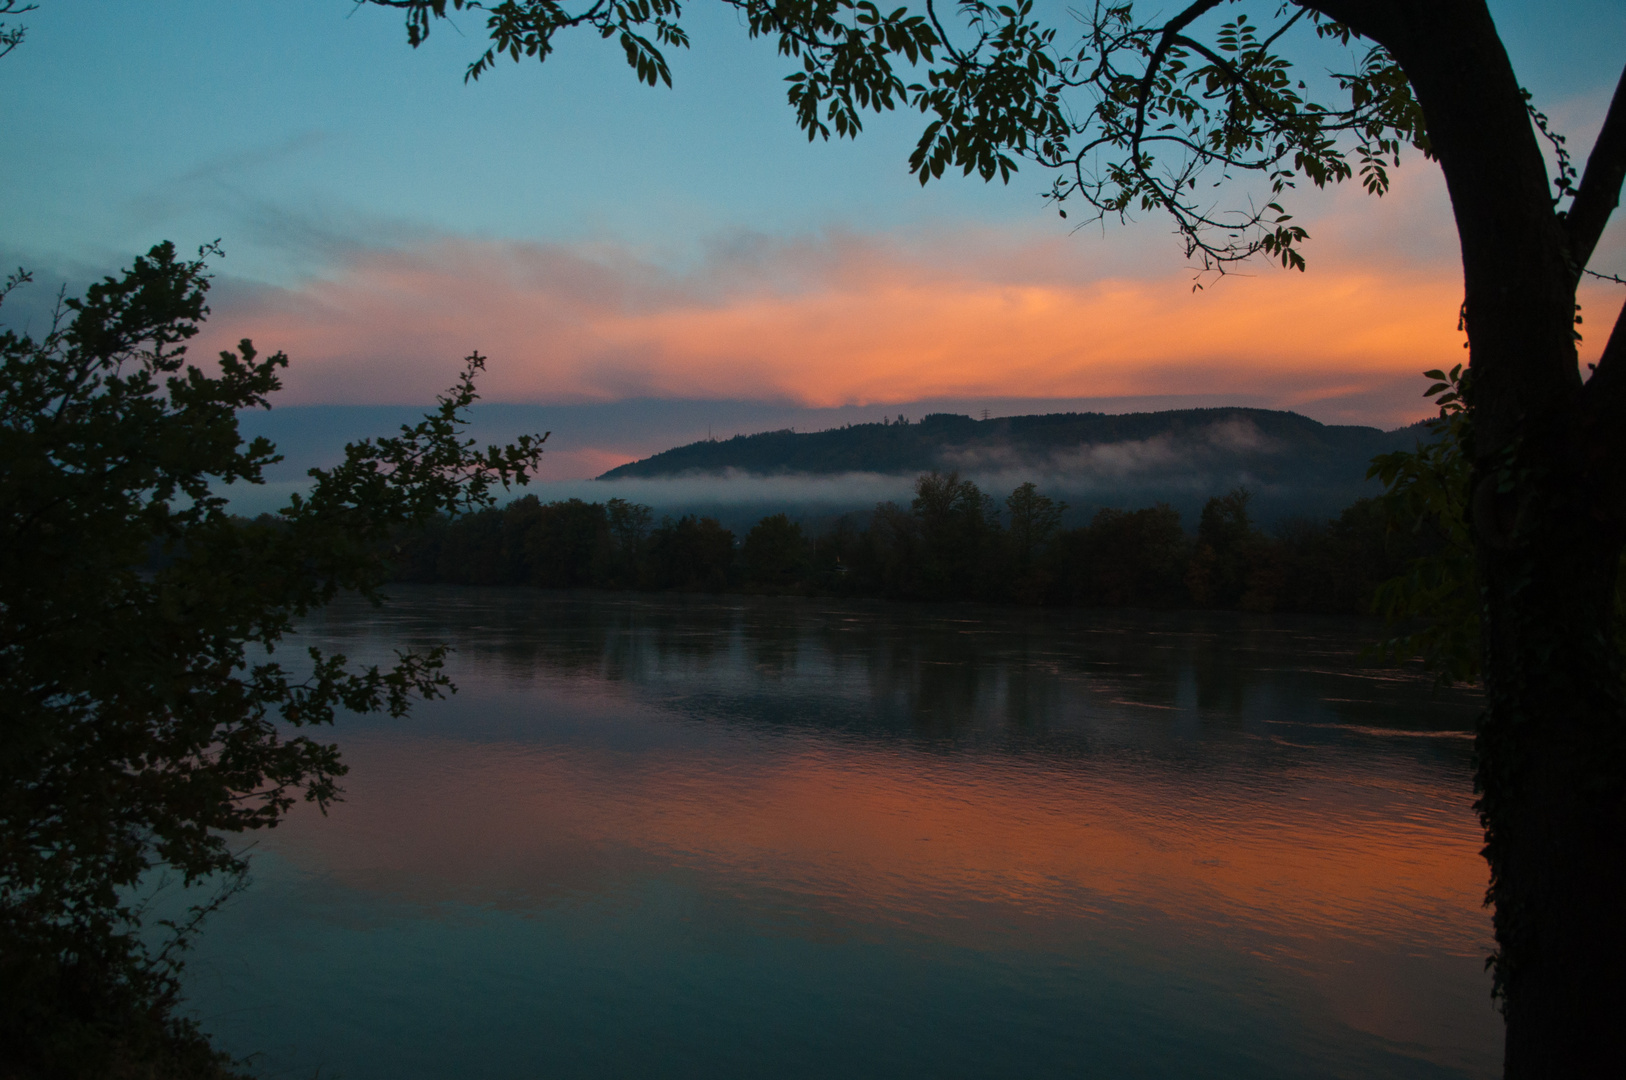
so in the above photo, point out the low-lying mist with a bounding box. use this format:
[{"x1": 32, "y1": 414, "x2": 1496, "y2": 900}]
[
  {"x1": 224, "y1": 465, "x2": 1376, "y2": 533},
  {"x1": 564, "y1": 472, "x2": 1379, "y2": 536},
  {"x1": 225, "y1": 406, "x2": 1412, "y2": 532}
]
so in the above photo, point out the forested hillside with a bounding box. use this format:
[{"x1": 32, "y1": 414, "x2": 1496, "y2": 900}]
[{"x1": 600, "y1": 407, "x2": 1422, "y2": 484}]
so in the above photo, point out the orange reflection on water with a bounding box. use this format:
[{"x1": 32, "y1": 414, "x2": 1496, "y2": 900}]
[
  {"x1": 277, "y1": 727, "x2": 1486, "y2": 960},
  {"x1": 261, "y1": 596, "x2": 1504, "y2": 1073},
  {"x1": 264, "y1": 691, "x2": 1498, "y2": 1071}
]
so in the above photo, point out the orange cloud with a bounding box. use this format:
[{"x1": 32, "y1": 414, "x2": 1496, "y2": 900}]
[
  {"x1": 204, "y1": 233, "x2": 1465, "y2": 421},
  {"x1": 201, "y1": 164, "x2": 1621, "y2": 429},
  {"x1": 597, "y1": 265, "x2": 1463, "y2": 405}
]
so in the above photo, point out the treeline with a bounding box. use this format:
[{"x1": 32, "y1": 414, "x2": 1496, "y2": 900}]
[{"x1": 390, "y1": 473, "x2": 1437, "y2": 614}]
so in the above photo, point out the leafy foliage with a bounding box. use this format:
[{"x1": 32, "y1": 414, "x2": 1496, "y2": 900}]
[
  {"x1": 0, "y1": 244, "x2": 544, "y2": 1075},
  {"x1": 1367, "y1": 365, "x2": 1626, "y2": 686},
  {"x1": 1366, "y1": 365, "x2": 1479, "y2": 684}
]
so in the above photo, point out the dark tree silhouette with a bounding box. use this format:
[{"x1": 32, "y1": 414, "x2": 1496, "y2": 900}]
[
  {"x1": 741, "y1": 513, "x2": 813, "y2": 589},
  {"x1": 1187, "y1": 488, "x2": 1262, "y2": 608},
  {"x1": 1054, "y1": 503, "x2": 1190, "y2": 608},
  {"x1": 648, "y1": 514, "x2": 736, "y2": 590},
  {"x1": 910, "y1": 471, "x2": 999, "y2": 599},
  {"x1": 1005, "y1": 481, "x2": 1063, "y2": 574},
  {"x1": 0, "y1": 245, "x2": 544, "y2": 1075}
]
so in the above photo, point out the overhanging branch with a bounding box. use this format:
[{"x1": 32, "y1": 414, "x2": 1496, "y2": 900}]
[
  {"x1": 1580, "y1": 295, "x2": 1626, "y2": 524},
  {"x1": 1129, "y1": 0, "x2": 1225, "y2": 162},
  {"x1": 1565, "y1": 62, "x2": 1626, "y2": 277}
]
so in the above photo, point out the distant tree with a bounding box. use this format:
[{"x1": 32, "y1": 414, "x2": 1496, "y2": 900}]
[
  {"x1": 525, "y1": 497, "x2": 611, "y2": 587},
  {"x1": 740, "y1": 513, "x2": 812, "y2": 589},
  {"x1": 911, "y1": 471, "x2": 999, "y2": 599},
  {"x1": 392, "y1": 482, "x2": 1423, "y2": 615},
  {"x1": 850, "y1": 500, "x2": 920, "y2": 598},
  {"x1": 605, "y1": 496, "x2": 653, "y2": 587},
  {"x1": 1252, "y1": 492, "x2": 1441, "y2": 617},
  {"x1": 648, "y1": 514, "x2": 735, "y2": 590},
  {"x1": 811, "y1": 513, "x2": 863, "y2": 588},
  {"x1": 1186, "y1": 488, "x2": 1263, "y2": 609},
  {"x1": 389, "y1": 512, "x2": 451, "y2": 583},
  {"x1": 1004, "y1": 481, "x2": 1064, "y2": 604},
  {"x1": 430, "y1": 503, "x2": 513, "y2": 584},
  {"x1": 1053, "y1": 503, "x2": 1188, "y2": 608},
  {"x1": 0, "y1": 244, "x2": 544, "y2": 1075},
  {"x1": 1005, "y1": 482, "x2": 1064, "y2": 574}
]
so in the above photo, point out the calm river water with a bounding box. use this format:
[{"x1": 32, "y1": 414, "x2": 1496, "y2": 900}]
[{"x1": 185, "y1": 587, "x2": 1500, "y2": 1079}]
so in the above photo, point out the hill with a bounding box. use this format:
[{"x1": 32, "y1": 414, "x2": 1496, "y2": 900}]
[
  {"x1": 601, "y1": 407, "x2": 1418, "y2": 481},
  {"x1": 593, "y1": 407, "x2": 1427, "y2": 528}
]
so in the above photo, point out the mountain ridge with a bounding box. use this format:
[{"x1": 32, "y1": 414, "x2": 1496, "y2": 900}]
[{"x1": 598, "y1": 406, "x2": 1424, "y2": 481}]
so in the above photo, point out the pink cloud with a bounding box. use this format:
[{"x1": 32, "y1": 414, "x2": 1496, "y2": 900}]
[{"x1": 198, "y1": 163, "x2": 1617, "y2": 429}]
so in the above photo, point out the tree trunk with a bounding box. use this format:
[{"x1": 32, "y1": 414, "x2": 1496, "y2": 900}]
[{"x1": 1312, "y1": 2, "x2": 1626, "y2": 1075}]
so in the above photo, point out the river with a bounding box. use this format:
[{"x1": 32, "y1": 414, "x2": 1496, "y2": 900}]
[{"x1": 183, "y1": 587, "x2": 1499, "y2": 1078}]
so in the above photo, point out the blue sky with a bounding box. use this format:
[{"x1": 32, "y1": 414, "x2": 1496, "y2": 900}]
[
  {"x1": 3, "y1": 0, "x2": 1038, "y2": 282},
  {"x1": 4, "y1": 1, "x2": 1624, "y2": 479}
]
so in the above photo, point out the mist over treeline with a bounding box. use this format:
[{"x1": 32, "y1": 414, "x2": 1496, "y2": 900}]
[
  {"x1": 581, "y1": 408, "x2": 1425, "y2": 533},
  {"x1": 388, "y1": 472, "x2": 1438, "y2": 614},
  {"x1": 225, "y1": 405, "x2": 1427, "y2": 527},
  {"x1": 603, "y1": 407, "x2": 1413, "y2": 482}
]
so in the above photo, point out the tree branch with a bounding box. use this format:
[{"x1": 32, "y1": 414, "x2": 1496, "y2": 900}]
[
  {"x1": 1565, "y1": 62, "x2": 1626, "y2": 277},
  {"x1": 1591, "y1": 293, "x2": 1626, "y2": 390},
  {"x1": 1295, "y1": 0, "x2": 1405, "y2": 46},
  {"x1": 1572, "y1": 73, "x2": 1626, "y2": 502},
  {"x1": 1129, "y1": 0, "x2": 1226, "y2": 164},
  {"x1": 1580, "y1": 295, "x2": 1626, "y2": 525}
]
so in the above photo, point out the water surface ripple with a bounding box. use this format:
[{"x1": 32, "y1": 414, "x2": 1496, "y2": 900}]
[{"x1": 187, "y1": 588, "x2": 1497, "y2": 1079}]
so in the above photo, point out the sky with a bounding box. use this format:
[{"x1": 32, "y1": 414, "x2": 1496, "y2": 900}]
[{"x1": 3, "y1": 0, "x2": 1624, "y2": 481}]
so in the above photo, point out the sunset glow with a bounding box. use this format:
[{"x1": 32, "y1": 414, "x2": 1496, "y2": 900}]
[
  {"x1": 9, "y1": 3, "x2": 1625, "y2": 1075},
  {"x1": 284, "y1": 732, "x2": 1486, "y2": 957},
  {"x1": 202, "y1": 229, "x2": 1471, "y2": 426}
]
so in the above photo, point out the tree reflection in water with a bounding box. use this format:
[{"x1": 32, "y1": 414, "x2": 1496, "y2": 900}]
[{"x1": 193, "y1": 587, "x2": 1493, "y2": 1080}]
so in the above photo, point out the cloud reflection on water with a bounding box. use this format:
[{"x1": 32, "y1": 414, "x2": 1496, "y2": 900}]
[{"x1": 257, "y1": 590, "x2": 1497, "y2": 1073}]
